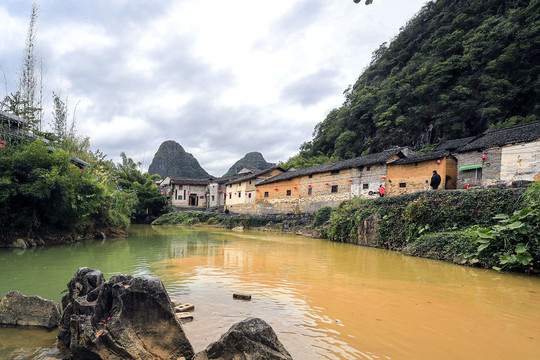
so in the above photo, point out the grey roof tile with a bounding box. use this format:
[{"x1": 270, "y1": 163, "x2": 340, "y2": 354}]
[
  {"x1": 257, "y1": 148, "x2": 408, "y2": 185},
  {"x1": 457, "y1": 121, "x2": 540, "y2": 152}
]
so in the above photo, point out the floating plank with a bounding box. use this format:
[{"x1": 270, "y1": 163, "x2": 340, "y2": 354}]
[{"x1": 233, "y1": 293, "x2": 252, "y2": 301}]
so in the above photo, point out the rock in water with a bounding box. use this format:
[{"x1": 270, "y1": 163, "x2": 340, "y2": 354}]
[
  {"x1": 59, "y1": 267, "x2": 194, "y2": 360},
  {"x1": 0, "y1": 291, "x2": 61, "y2": 329},
  {"x1": 58, "y1": 267, "x2": 106, "y2": 345},
  {"x1": 194, "y1": 317, "x2": 293, "y2": 360}
]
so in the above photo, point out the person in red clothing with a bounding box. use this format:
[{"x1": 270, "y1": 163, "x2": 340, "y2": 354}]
[{"x1": 378, "y1": 184, "x2": 385, "y2": 197}]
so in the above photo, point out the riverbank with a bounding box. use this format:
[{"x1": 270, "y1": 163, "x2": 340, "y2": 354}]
[
  {"x1": 325, "y1": 186, "x2": 539, "y2": 273},
  {"x1": 0, "y1": 227, "x2": 127, "y2": 249},
  {"x1": 152, "y1": 211, "x2": 321, "y2": 237},
  {"x1": 152, "y1": 185, "x2": 539, "y2": 274}
]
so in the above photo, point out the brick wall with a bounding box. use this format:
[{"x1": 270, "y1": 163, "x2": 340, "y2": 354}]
[
  {"x1": 386, "y1": 157, "x2": 455, "y2": 196},
  {"x1": 456, "y1": 148, "x2": 502, "y2": 188},
  {"x1": 251, "y1": 169, "x2": 356, "y2": 214}
]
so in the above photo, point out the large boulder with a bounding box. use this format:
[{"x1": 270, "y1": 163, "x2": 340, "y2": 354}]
[
  {"x1": 58, "y1": 267, "x2": 106, "y2": 345},
  {"x1": 194, "y1": 317, "x2": 293, "y2": 360},
  {"x1": 59, "y1": 267, "x2": 194, "y2": 360},
  {"x1": 0, "y1": 291, "x2": 61, "y2": 329}
]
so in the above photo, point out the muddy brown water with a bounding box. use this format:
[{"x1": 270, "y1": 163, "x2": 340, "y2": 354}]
[{"x1": 1, "y1": 225, "x2": 539, "y2": 359}]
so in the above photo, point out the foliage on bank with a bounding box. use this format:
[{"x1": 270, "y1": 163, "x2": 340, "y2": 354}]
[
  {"x1": 0, "y1": 140, "x2": 170, "y2": 244},
  {"x1": 325, "y1": 187, "x2": 540, "y2": 272},
  {"x1": 152, "y1": 212, "x2": 283, "y2": 229},
  {"x1": 0, "y1": 141, "x2": 121, "y2": 236}
]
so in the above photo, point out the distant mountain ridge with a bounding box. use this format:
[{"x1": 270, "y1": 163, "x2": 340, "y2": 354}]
[
  {"x1": 148, "y1": 140, "x2": 211, "y2": 179},
  {"x1": 223, "y1": 152, "x2": 274, "y2": 177}
]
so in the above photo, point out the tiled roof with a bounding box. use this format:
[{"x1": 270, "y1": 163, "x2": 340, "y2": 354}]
[
  {"x1": 433, "y1": 136, "x2": 475, "y2": 151},
  {"x1": 257, "y1": 148, "x2": 408, "y2": 186},
  {"x1": 0, "y1": 110, "x2": 27, "y2": 125},
  {"x1": 224, "y1": 166, "x2": 285, "y2": 185},
  {"x1": 390, "y1": 150, "x2": 452, "y2": 165},
  {"x1": 457, "y1": 121, "x2": 540, "y2": 152},
  {"x1": 170, "y1": 178, "x2": 212, "y2": 186}
]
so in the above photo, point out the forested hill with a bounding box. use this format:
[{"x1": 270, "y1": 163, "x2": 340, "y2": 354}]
[
  {"x1": 294, "y1": 0, "x2": 539, "y2": 164},
  {"x1": 223, "y1": 152, "x2": 274, "y2": 177},
  {"x1": 148, "y1": 140, "x2": 211, "y2": 179}
]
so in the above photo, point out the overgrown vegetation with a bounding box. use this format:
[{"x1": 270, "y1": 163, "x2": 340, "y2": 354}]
[
  {"x1": 324, "y1": 187, "x2": 539, "y2": 272},
  {"x1": 152, "y1": 212, "x2": 283, "y2": 229},
  {"x1": 469, "y1": 182, "x2": 540, "y2": 271},
  {"x1": 0, "y1": 139, "x2": 170, "y2": 242},
  {"x1": 285, "y1": 0, "x2": 539, "y2": 167}
]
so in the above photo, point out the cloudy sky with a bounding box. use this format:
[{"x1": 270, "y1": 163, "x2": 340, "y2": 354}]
[{"x1": 1, "y1": 0, "x2": 428, "y2": 176}]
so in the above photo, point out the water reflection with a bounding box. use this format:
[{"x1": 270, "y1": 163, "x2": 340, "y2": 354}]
[{"x1": 1, "y1": 225, "x2": 540, "y2": 359}]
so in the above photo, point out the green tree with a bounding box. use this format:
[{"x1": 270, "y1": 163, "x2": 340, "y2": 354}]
[{"x1": 113, "y1": 152, "x2": 167, "y2": 223}]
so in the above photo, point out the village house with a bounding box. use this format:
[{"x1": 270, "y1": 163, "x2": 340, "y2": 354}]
[
  {"x1": 454, "y1": 121, "x2": 540, "y2": 188},
  {"x1": 386, "y1": 150, "x2": 458, "y2": 196},
  {"x1": 207, "y1": 171, "x2": 253, "y2": 209},
  {"x1": 253, "y1": 148, "x2": 412, "y2": 214},
  {"x1": 224, "y1": 166, "x2": 285, "y2": 214},
  {"x1": 0, "y1": 109, "x2": 28, "y2": 142},
  {"x1": 156, "y1": 177, "x2": 172, "y2": 202},
  {"x1": 170, "y1": 178, "x2": 211, "y2": 208}
]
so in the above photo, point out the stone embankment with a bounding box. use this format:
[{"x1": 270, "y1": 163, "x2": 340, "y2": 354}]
[
  {"x1": 0, "y1": 267, "x2": 293, "y2": 360},
  {"x1": 153, "y1": 211, "x2": 322, "y2": 238}
]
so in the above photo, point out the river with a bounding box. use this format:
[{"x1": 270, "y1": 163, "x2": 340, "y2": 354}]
[{"x1": 1, "y1": 225, "x2": 540, "y2": 359}]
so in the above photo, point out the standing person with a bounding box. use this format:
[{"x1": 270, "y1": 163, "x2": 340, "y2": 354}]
[
  {"x1": 430, "y1": 170, "x2": 441, "y2": 190},
  {"x1": 378, "y1": 184, "x2": 385, "y2": 197}
]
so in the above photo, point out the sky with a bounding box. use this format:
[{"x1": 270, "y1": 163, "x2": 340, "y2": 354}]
[{"x1": 0, "y1": 0, "x2": 428, "y2": 176}]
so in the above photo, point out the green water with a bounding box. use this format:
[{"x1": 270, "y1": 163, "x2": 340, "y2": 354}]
[{"x1": 1, "y1": 225, "x2": 540, "y2": 359}]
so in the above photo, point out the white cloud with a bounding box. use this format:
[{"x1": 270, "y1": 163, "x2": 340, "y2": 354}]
[{"x1": 0, "y1": 0, "x2": 428, "y2": 176}]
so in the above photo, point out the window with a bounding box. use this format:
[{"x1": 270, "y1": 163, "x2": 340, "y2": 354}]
[
  {"x1": 286, "y1": 190, "x2": 291, "y2": 196},
  {"x1": 399, "y1": 183, "x2": 406, "y2": 188},
  {"x1": 248, "y1": 193, "x2": 252, "y2": 198},
  {"x1": 178, "y1": 185, "x2": 183, "y2": 190},
  {"x1": 308, "y1": 174, "x2": 313, "y2": 178},
  {"x1": 184, "y1": 190, "x2": 186, "y2": 199},
  {"x1": 331, "y1": 170, "x2": 340, "y2": 175},
  {"x1": 175, "y1": 190, "x2": 178, "y2": 200},
  {"x1": 200, "y1": 196, "x2": 204, "y2": 199},
  {"x1": 308, "y1": 187, "x2": 312, "y2": 196},
  {"x1": 359, "y1": 166, "x2": 364, "y2": 171},
  {"x1": 366, "y1": 166, "x2": 371, "y2": 171},
  {"x1": 331, "y1": 185, "x2": 338, "y2": 193},
  {"x1": 229, "y1": 193, "x2": 232, "y2": 199},
  {"x1": 238, "y1": 192, "x2": 241, "y2": 198},
  {"x1": 462, "y1": 168, "x2": 483, "y2": 180},
  {"x1": 211, "y1": 195, "x2": 215, "y2": 201},
  {"x1": 179, "y1": 196, "x2": 182, "y2": 200},
  {"x1": 362, "y1": 184, "x2": 369, "y2": 189},
  {"x1": 264, "y1": 191, "x2": 269, "y2": 198},
  {"x1": 249, "y1": 181, "x2": 252, "y2": 184}
]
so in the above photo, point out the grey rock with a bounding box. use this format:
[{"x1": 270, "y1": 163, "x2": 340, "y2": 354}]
[
  {"x1": 60, "y1": 268, "x2": 194, "y2": 360},
  {"x1": 0, "y1": 291, "x2": 61, "y2": 329},
  {"x1": 194, "y1": 317, "x2": 293, "y2": 360},
  {"x1": 58, "y1": 267, "x2": 106, "y2": 345}
]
